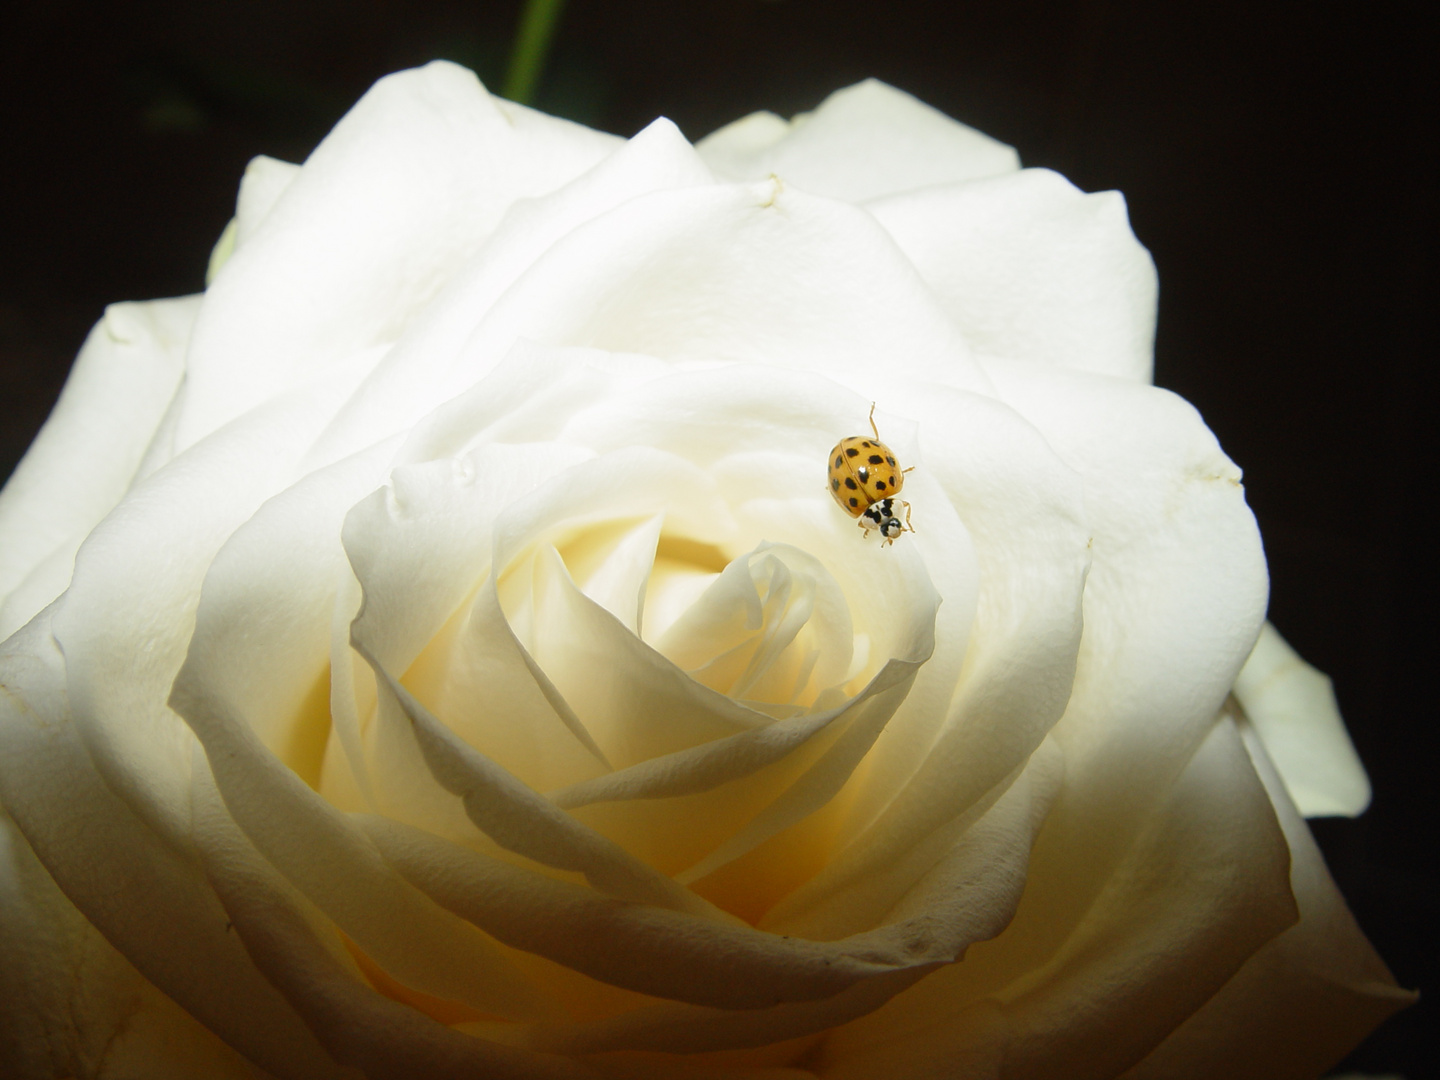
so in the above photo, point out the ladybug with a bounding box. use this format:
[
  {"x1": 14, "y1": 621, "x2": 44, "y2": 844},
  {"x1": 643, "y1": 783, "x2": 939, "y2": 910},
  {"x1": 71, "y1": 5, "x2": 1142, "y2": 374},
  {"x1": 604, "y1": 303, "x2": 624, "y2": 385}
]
[{"x1": 827, "y1": 403, "x2": 914, "y2": 545}]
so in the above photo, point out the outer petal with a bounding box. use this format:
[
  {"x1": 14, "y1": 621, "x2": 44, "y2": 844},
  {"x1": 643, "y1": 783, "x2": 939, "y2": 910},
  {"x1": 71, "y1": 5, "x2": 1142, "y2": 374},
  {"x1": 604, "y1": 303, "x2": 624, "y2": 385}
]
[
  {"x1": 868, "y1": 169, "x2": 1158, "y2": 383},
  {"x1": 233, "y1": 154, "x2": 303, "y2": 248},
  {"x1": 179, "y1": 60, "x2": 619, "y2": 448},
  {"x1": 0, "y1": 611, "x2": 354, "y2": 1080},
  {"x1": 306, "y1": 117, "x2": 715, "y2": 468},
  {"x1": 816, "y1": 715, "x2": 1297, "y2": 1080},
  {"x1": 49, "y1": 350, "x2": 379, "y2": 853},
  {"x1": 434, "y1": 183, "x2": 990, "y2": 402},
  {"x1": 160, "y1": 436, "x2": 399, "y2": 782},
  {"x1": 0, "y1": 296, "x2": 196, "y2": 634},
  {"x1": 204, "y1": 154, "x2": 303, "y2": 285},
  {"x1": 1118, "y1": 718, "x2": 1413, "y2": 1079},
  {"x1": 697, "y1": 79, "x2": 1019, "y2": 201},
  {"x1": 1232, "y1": 622, "x2": 1371, "y2": 817},
  {"x1": 0, "y1": 808, "x2": 267, "y2": 1080},
  {"x1": 986, "y1": 361, "x2": 1270, "y2": 889}
]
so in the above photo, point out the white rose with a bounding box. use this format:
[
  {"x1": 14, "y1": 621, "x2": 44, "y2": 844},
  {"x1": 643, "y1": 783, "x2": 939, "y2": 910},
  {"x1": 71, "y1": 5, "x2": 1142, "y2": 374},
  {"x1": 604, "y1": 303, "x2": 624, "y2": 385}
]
[{"x1": 0, "y1": 63, "x2": 1410, "y2": 1079}]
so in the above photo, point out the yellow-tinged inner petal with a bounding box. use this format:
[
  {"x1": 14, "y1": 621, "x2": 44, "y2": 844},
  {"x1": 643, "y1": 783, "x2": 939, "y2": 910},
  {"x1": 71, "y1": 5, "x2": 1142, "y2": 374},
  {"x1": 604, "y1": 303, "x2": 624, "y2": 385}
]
[{"x1": 342, "y1": 932, "x2": 502, "y2": 1026}]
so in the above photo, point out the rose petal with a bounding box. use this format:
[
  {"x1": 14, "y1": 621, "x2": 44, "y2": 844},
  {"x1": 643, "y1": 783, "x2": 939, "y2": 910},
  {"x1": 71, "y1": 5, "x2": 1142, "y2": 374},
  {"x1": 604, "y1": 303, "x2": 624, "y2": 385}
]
[
  {"x1": 402, "y1": 576, "x2": 613, "y2": 802},
  {"x1": 206, "y1": 153, "x2": 306, "y2": 284},
  {"x1": 345, "y1": 457, "x2": 933, "y2": 904},
  {"x1": 670, "y1": 621, "x2": 935, "y2": 887},
  {"x1": 342, "y1": 444, "x2": 614, "y2": 803},
  {"x1": 177, "y1": 60, "x2": 619, "y2": 449},
  {"x1": 0, "y1": 807, "x2": 276, "y2": 1080},
  {"x1": 475, "y1": 373, "x2": 966, "y2": 902},
  {"x1": 0, "y1": 296, "x2": 195, "y2": 636},
  {"x1": 439, "y1": 183, "x2": 990, "y2": 400},
  {"x1": 970, "y1": 362, "x2": 1269, "y2": 961},
  {"x1": 549, "y1": 369, "x2": 978, "y2": 671},
  {"x1": 568, "y1": 513, "x2": 668, "y2": 635},
  {"x1": 788, "y1": 368, "x2": 1274, "y2": 1066},
  {"x1": 363, "y1": 815, "x2": 919, "y2": 1011},
  {"x1": 533, "y1": 543, "x2": 791, "y2": 771},
  {"x1": 346, "y1": 444, "x2": 594, "y2": 678},
  {"x1": 816, "y1": 716, "x2": 1296, "y2": 1079},
  {"x1": 762, "y1": 386, "x2": 1089, "y2": 939},
  {"x1": 49, "y1": 353, "x2": 378, "y2": 852},
  {"x1": 501, "y1": 966, "x2": 931, "y2": 1060},
  {"x1": 96, "y1": 375, "x2": 554, "y2": 1020},
  {"x1": 308, "y1": 118, "x2": 713, "y2": 467},
  {"x1": 655, "y1": 540, "x2": 853, "y2": 698},
  {"x1": 187, "y1": 765, "x2": 598, "y2": 1080},
  {"x1": 320, "y1": 567, "x2": 378, "y2": 810},
  {"x1": 1116, "y1": 719, "x2": 1413, "y2": 1080},
  {"x1": 172, "y1": 437, "x2": 400, "y2": 780},
  {"x1": 697, "y1": 79, "x2": 1019, "y2": 201},
  {"x1": 172, "y1": 624, "x2": 558, "y2": 1021},
  {"x1": 233, "y1": 154, "x2": 303, "y2": 247},
  {"x1": 550, "y1": 557, "x2": 933, "y2": 886},
  {"x1": 453, "y1": 739, "x2": 1059, "y2": 1057},
  {"x1": 490, "y1": 447, "x2": 726, "y2": 578},
  {"x1": 342, "y1": 439, "x2": 732, "y2": 818},
  {"x1": 359, "y1": 645, "x2": 722, "y2": 921},
  {"x1": 391, "y1": 339, "x2": 663, "y2": 472},
  {"x1": 867, "y1": 168, "x2": 1158, "y2": 382},
  {"x1": 1231, "y1": 622, "x2": 1372, "y2": 818},
  {"x1": 0, "y1": 612, "x2": 350, "y2": 1079}
]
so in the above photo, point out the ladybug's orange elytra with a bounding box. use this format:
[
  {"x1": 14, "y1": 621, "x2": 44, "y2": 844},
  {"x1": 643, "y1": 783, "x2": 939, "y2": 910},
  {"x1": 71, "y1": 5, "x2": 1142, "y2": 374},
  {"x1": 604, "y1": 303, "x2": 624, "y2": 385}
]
[{"x1": 826, "y1": 404, "x2": 915, "y2": 545}]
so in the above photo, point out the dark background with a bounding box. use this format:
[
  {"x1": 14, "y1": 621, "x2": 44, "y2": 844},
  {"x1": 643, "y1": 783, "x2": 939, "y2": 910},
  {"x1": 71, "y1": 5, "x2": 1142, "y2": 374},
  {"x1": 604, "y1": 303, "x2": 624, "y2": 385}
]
[{"x1": 1, "y1": 1, "x2": 1433, "y2": 1075}]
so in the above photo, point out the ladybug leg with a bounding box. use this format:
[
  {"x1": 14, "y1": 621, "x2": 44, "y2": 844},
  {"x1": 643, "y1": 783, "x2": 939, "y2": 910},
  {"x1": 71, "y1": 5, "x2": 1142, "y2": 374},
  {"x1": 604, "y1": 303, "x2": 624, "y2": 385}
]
[
  {"x1": 903, "y1": 500, "x2": 914, "y2": 533},
  {"x1": 868, "y1": 402, "x2": 880, "y2": 441}
]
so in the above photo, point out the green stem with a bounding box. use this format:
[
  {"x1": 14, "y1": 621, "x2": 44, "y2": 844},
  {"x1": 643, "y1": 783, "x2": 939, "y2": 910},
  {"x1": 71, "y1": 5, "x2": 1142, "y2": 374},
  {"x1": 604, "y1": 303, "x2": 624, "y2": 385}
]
[{"x1": 502, "y1": 0, "x2": 567, "y2": 105}]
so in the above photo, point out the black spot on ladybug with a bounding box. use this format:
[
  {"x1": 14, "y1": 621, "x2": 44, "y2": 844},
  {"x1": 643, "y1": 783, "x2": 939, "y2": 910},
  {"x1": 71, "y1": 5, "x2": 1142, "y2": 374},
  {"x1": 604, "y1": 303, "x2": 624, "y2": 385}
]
[
  {"x1": 831, "y1": 477, "x2": 840, "y2": 491},
  {"x1": 885, "y1": 455, "x2": 896, "y2": 466},
  {"x1": 834, "y1": 454, "x2": 844, "y2": 468},
  {"x1": 844, "y1": 477, "x2": 858, "y2": 490},
  {"x1": 861, "y1": 440, "x2": 873, "y2": 447},
  {"x1": 845, "y1": 447, "x2": 859, "y2": 458},
  {"x1": 868, "y1": 454, "x2": 883, "y2": 465},
  {"x1": 875, "y1": 480, "x2": 887, "y2": 491},
  {"x1": 849, "y1": 497, "x2": 860, "y2": 508},
  {"x1": 888, "y1": 475, "x2": 897, "y2": 486},
  {"x1": 857, "y1": 467, "x2": 869, "y2": 483}
]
